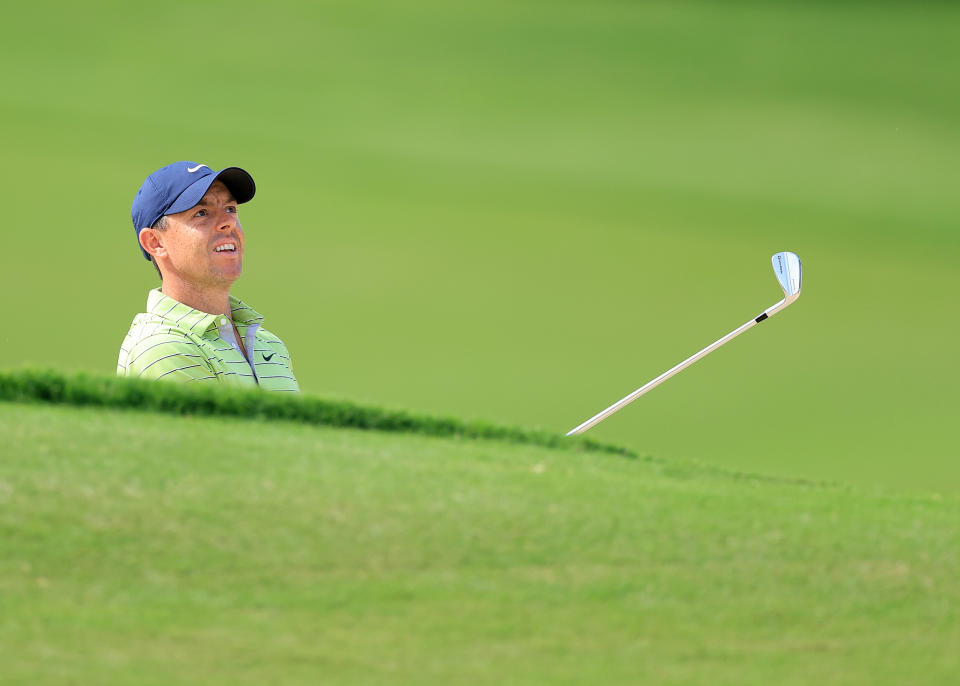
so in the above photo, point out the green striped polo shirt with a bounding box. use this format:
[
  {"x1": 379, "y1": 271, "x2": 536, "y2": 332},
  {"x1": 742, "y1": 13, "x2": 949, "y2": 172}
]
[{"x1": 117, "y1": 289, "x2": 299, "y2": 392}]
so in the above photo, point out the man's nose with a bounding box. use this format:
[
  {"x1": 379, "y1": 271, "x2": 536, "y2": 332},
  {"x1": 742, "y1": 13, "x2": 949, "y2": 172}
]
[{"x1": 217, "y1": 209, "x2": 238, "y2": 230}]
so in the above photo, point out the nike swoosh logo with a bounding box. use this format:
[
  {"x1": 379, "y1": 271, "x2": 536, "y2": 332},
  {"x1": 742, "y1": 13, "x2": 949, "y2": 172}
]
[
  {"x1": 262, "y1": 352, "x2": 276, "y2": 361},
  {"x1": 186, "y1": 164, "x2": 206, "y2": 173}
]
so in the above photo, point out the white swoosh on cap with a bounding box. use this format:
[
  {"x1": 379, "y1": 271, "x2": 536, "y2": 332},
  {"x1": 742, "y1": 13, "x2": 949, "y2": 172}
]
[{"x1": 187, "y1": 164, "x2": 207, "y2": 173}]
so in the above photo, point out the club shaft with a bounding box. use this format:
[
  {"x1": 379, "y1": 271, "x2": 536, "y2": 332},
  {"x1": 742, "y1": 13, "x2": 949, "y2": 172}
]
[{"x1": 566, "y1": 301, "x2": 786, "y2": 436}]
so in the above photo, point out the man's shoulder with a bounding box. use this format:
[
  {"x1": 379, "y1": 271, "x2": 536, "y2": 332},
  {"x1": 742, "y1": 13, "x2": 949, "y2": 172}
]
[
  {"x1": 255, "y1": 326, "x2": 290, "y2": 349},
  {"x1": 121, "y1": 322, "x2": 209, "y2": 361},
  {"x1": 128, "y1": 326, "x2": 208, "y2": 351},
  {"x1": 118, "y1": 321, "x2": 218, "y2": 381},
  {"x1": 123, "y1": 312, "x2": 212, "y2": 349}
]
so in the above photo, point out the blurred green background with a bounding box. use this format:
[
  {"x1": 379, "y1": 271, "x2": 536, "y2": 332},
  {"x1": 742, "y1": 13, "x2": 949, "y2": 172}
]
[{"x1": 1, "y1": 0, "x2": 957, "y2": 491}]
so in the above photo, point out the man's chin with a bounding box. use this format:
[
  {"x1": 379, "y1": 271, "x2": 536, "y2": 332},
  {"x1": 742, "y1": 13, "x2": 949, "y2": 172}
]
[{"x1": 211, "y1": 262, "x2": 242, "y2": 284}]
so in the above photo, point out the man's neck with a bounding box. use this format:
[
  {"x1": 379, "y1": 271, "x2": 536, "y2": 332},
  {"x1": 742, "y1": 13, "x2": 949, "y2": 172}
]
[{"x1": 160, "y1": 281, "x2": 232, "y2": 318}]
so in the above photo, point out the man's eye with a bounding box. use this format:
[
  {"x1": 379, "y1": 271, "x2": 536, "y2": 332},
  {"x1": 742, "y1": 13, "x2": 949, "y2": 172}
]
[
  {"x1": 226, "y1": 206, "x2": 237, "y2": 214},
  {"x1": 194, "y1": 209, "x2": 207, "y2": 218}
]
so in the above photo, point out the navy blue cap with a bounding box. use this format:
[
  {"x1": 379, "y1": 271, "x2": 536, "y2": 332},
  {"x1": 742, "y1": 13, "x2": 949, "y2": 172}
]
[{"x1": 131, "y1": 161, "x2": 256, "y2": 260}]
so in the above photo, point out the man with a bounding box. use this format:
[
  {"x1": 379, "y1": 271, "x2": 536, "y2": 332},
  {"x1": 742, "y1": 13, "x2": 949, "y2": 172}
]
[{"x1": 117, "y1": 161, "x2": 299, "y2": 392}]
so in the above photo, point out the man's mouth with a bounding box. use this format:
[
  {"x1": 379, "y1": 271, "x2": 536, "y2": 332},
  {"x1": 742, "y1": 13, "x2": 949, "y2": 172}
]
[{"x1": 214, "y1": 242, "x2": 238, "y2": 254}]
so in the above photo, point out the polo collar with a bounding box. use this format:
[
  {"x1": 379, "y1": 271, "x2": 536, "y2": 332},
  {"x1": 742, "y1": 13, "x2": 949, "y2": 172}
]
[
  {"x1": 228, "y1": 295, "x2": 265, "y2": 326},
  {"x1": 145, "y1": 289, "x2": 263, "y2": 333}
]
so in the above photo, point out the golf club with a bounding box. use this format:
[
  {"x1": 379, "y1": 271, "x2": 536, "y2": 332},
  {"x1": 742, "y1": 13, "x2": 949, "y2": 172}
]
[{"x1": 566, "y1": 251, "x2": 803, "y2": 436}]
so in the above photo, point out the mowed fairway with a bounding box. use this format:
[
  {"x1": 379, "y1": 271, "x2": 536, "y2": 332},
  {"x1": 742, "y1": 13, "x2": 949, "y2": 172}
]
[
  {"x1": 1, "y1": 401, "x2": 957, "y2": 685},
  {"x1": 1, "y1": 1, "x2": 958, "y2": 491}
]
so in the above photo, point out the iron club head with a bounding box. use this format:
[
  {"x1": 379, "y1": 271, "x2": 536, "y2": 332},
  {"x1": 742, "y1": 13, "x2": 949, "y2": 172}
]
[{"x1": 772, "y1": 251, "x2": 802, "y2": 304}]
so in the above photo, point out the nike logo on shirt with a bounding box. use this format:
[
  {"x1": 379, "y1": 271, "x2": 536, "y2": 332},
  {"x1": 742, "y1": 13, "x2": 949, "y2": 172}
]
[{"x1": 262, "y1": 352, "x2": 276, "y2": 361}]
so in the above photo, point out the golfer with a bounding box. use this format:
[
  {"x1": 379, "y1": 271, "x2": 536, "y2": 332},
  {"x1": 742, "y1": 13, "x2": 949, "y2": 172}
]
[{"x1": 117, "y1": 161, "x2": 299, "y2": 391}]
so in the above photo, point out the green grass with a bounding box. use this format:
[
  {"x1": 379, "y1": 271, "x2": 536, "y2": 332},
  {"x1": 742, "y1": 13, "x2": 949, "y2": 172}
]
[
  {"x1": 3, "y1": 3, "x2": 958, "y2": 681},
  {"x1": 0, "y1": 369, "x2": 631, "y2": 458},
  {"x1": 1, "y1": 1, "x2": 958, "y2": 492},
  {"x1": 1, "y1": 400, "x2": 957, "y2": 685}
]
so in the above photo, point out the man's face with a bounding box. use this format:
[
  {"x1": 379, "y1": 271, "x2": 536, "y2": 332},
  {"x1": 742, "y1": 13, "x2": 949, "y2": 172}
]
[{"x1": 158, "y1": 181, "x2": 245, "y2": 287}]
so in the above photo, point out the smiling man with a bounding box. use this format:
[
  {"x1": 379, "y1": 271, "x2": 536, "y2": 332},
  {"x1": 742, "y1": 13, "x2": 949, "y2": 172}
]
[{"x1": 117, "y1": 161, "x2": 298, "y2": 391}]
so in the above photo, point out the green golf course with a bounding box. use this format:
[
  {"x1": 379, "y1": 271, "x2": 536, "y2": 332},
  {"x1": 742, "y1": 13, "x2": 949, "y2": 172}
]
[
  {"x1": 2, "y1": 382, "x2": 958, "y2": 685},
  {"x1": 1, "y1": 0, "x2": 957, "y2": 490},
  {"x1": 1, "y1": 0, "x2": 959, "y2": 682}
]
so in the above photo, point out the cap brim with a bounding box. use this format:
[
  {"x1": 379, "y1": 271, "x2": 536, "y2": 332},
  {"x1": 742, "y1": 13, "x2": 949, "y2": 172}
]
[
  {"x1": 165, "y1": 166, "x2": 256, "y2": 216},
  {"x1": 215, "y1": 167, "x2": 256, "y2": 204}
]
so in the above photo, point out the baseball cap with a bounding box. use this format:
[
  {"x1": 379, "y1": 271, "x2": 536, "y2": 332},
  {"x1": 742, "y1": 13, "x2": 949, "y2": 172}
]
[{"x1": 131, "y1": 161, "x2": 256, "y2": 260}]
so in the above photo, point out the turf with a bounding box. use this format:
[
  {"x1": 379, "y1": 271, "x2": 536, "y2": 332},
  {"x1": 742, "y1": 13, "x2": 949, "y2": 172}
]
[
  {"x1": 0, "y1": 369, "x2": 632, "y2": 458},
  {"x1": 1, "y1": 3, "x2": 958, "y2": 491},
  {"x1": 1, "y1": 401, "x2": 958, "y2": 685}
]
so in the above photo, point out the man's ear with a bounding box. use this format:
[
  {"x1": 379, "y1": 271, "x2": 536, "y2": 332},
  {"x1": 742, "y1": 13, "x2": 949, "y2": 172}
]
[{"x1": 139, "y1": 227, "x2": 166, "y2": 259}]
